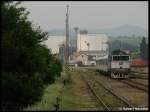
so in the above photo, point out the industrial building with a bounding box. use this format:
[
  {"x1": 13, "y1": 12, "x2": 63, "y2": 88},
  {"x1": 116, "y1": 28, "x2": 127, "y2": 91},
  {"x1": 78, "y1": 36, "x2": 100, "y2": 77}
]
[
  {"x1": 73, "y1": 31, "x2": 109, "y2": 66},
  {"x1": 42, "y1": 31, "x2": 109, "y2": 66},
  {"x1": 74, "y1": 50, "x2": 108, "y2": 66},
  {"x1": 42, "y1": 5, "x2": 109, "y2": 66},
  {"x1": 43, "y1": 36, "x2": 66, "y2": 54},
  {"x1": 77, "y1": 33, "x2": 108, "y2": 52}
]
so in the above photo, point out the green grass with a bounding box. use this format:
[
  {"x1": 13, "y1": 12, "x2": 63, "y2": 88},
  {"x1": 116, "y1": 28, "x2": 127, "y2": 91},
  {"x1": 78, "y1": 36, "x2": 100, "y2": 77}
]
[
  {"x1": 60, "y1": 84, "x2": 81, "y2": 110},
  {"x1": 24, "y1": 70, "x2": 83, "y2": 111},
  {"x1": 24, "y1": 72, "x2": 65, "y2": 111},
  {"x1": 24, "y1": 82, "x2": 63, "y2": 111}
]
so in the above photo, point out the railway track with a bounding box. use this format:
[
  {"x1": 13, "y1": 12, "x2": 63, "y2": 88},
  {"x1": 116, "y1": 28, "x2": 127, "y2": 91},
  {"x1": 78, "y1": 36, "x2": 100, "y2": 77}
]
[
  {"x1": 130, "y1": 74, "x2": 148, "y2": 80},
  {"x1": 95, "y1": 70, "x2": 148, "y2": 92},
  {"x1": 130, "y1": 76, "x2": 148, "y2": 80},
  {"x1": 80, "y1": 73, "x2": 137, "y2": 110},
  {"x1": 94, "y1": 71, "x2": 148, "y2": 107},
  {"x1": 72, "y1": 72, "x2": 101, "y2": 111},
  {"x1": 76, "y1": 69, "x2": 148, "y2": 108},
  {"x1": 131, "y1": 71, "x2": 148, "y2": 75},
  {"x1": 87, "y1": 75, "x2": 135, "y2": 108},
  {"x1": 80, "y1": 74, "x2": 111, "y2": 111},
  {"x1": 119, "y1": 79, "x2": 148, "y2": 92},
  {"x1": 130, "y1": 70, "x2": 148, "y2": 79},
  {"x1": 127, "y1": 79, "x2": 148, "y2": 87}
]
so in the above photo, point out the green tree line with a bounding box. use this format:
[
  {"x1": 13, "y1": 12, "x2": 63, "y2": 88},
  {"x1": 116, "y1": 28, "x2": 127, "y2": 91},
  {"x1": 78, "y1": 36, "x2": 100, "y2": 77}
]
[
  {"x1": 140, "y1": 37, "x2": 148, "y2": 61},
  {"x1": 2, "y1": 2, "x2": 62, "y2": 110},
  {"x1": 109, "y1": 40, "x2": 139, "y2": 53},
  {"x1": 109, "y1": 37, "x2": 148, "y2": 60}
]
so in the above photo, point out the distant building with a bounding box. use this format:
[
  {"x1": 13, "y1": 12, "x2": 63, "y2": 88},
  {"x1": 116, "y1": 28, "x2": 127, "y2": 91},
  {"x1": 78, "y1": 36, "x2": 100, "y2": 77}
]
[
  {"x1": 73, "y1": 50, "x2": 108, "y2": 66},
  {"x1": 77, "y1": 33, "x2": 109, "y2": 52},
  {"x1": 71, "y1": 32, "x2": 109, "y2": 66},
  {"x1": 76, "y1": 53, "x2": 88, "y2": 65},
  {"x1": 42, "y1": 36, "x2": 66, "y2": 54},
  {"x1": 42, "y1": 29, "x2": 109, "y2": 66}
]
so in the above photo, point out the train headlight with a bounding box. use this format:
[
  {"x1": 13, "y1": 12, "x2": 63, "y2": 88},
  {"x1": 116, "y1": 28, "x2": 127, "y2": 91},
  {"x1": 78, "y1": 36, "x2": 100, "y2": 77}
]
[{"x1": 119, "y1": 62, "x2": 123, "y2": 65}]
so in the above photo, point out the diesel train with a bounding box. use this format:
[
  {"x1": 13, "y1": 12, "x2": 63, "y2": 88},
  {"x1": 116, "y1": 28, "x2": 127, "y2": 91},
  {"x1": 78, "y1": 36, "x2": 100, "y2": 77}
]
[{"x1": 97, "y1": 50, "x2": 131, "y2": 78}]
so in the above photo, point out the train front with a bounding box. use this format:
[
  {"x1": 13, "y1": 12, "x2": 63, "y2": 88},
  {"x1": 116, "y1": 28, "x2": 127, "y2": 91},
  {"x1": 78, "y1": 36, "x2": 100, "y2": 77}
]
[{"x1": 110, "y1": 50, "x2": 130, "y2": 78}]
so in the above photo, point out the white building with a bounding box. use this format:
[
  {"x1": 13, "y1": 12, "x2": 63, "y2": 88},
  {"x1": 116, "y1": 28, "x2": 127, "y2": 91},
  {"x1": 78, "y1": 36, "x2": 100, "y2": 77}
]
[
  {"x1": 42, "y1": 33, "x2": 109, "y2": 54},
  {"x1": 42, "y1": 32, "x2": 109, "y2": 66},
  {"x1": 77, "y1": 33, "x2": 109, "y2": 52},
  {"x1": 74, "y1": 33, "x2": 109, "y2": 65},
  {"x1": 73, "y1": 50, "x2": 108, "y2": 66},
  {"x1": 42, "y1": 36, "x2": 65, "y2": 54}
]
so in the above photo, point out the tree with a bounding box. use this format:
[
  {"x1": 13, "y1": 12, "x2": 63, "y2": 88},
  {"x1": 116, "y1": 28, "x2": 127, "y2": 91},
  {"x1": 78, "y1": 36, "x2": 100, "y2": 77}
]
[
  {"x1": 140, "y1": 37, "x2": 148, "y2": 60},
  {"x1": 2, "y1": 2, "x2": 62, "y2": 110}
]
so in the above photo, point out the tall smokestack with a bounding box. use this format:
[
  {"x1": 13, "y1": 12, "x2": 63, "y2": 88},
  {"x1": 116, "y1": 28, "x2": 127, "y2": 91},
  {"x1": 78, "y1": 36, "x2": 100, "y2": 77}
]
[
  {"x1": 74, "y1": 27, "x2": 79, "y2": 52},
  {"x1": 65, "y1": 5, "x2": 69, "y2": 64}
]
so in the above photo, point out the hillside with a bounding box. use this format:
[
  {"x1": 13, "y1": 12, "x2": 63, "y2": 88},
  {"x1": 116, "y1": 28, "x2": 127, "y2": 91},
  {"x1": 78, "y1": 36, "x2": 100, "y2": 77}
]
[{"x1": 48, "y1": 24, "x2": 148, "y2": 37}]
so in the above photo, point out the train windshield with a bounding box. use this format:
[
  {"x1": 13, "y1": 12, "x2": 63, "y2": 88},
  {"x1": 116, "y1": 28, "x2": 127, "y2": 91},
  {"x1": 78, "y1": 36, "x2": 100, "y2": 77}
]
[{"x1": 113, "y1": 56, "x2": 129, "y2": 61}]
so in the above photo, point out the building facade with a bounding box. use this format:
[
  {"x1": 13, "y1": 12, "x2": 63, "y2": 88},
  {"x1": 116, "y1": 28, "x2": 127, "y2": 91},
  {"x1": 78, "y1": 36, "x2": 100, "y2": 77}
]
[{"x1": 77, "y1": 33, "x2": 109, "y2": 52}]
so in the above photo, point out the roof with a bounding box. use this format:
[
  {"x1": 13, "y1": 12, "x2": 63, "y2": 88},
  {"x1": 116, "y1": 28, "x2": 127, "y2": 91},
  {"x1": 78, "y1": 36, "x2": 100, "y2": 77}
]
[
  {"x1": 79, "y1": 50, "x2": 107, "y2": 54},
  {"x1": 111, "y1": 49, "x2": 129, "y2": 55},
  {"x1": 96, "y1": 55, "x2": 109, "y2": 60},
  {"x1": 78, "y1": 53, "x2": 88, "y2": 56}
]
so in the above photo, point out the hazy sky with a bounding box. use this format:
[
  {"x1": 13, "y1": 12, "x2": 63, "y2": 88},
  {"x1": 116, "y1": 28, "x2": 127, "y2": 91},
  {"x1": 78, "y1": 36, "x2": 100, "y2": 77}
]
[{"x1": 20, "y1": 1, "x2": 148, "y2": 31}]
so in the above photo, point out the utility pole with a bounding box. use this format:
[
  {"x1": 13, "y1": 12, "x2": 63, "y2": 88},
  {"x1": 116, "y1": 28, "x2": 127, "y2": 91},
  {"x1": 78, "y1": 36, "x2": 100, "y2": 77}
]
[
  {"x1": 65, "y1": 5, "x2": 69, "y2": 65},
  {"x1": 102, "y1": 39, "x2": 103, "y2": 51}
]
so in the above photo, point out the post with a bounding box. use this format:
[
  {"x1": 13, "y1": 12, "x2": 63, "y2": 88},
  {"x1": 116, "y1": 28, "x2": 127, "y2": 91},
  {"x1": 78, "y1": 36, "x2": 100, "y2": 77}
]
[
  {"x1": 65, "y1": 5, "x2": 69, "y2": 65},
  {"x1": 54, "y1": 96, "x2": 61, "y2": 111}
]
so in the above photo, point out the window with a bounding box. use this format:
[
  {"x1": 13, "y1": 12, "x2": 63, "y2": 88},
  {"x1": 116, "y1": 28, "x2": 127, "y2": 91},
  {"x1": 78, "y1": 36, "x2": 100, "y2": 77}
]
[{"x1": 113, "y1": 56, "x2": 129, "y2": 61}]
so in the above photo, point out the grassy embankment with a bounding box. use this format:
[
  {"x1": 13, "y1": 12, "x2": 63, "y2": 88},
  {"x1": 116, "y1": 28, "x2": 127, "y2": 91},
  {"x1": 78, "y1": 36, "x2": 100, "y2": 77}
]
[{"x1": 24, "y1": 69, "x2": 84, "y2": 111}]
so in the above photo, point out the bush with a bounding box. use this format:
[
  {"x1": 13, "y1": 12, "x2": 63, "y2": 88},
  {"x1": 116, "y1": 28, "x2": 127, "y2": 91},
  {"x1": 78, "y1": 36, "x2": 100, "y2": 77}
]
[
  {"x1": 2, "y1": 72, "x2": 44, "y2": 110},
  {"x1": 2, "y1": 2, "x2": 62, "y2": 110}
]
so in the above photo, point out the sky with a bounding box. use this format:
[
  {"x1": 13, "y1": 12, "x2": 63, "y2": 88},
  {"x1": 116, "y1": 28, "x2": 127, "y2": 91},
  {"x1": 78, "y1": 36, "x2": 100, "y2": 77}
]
[{"x1": 19, "y1": 1, "x2": 148, "y2": 31}]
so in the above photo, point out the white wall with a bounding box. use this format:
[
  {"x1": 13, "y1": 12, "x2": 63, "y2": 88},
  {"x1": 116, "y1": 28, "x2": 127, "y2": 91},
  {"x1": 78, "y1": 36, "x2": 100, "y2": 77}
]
[
  {"x1": 42, "y1": 36, "x2": 65, "y2": 54},
  {"x1": 77, "y1": 34, "x2": 109, "y2": 51},
  {"x1": 42, "y1": 34, "x2": 109, "y2": 54}
]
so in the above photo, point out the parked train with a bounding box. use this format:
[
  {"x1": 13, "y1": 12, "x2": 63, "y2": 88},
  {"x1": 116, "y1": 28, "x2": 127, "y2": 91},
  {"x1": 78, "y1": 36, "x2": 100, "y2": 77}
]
[{"x1": 96, "y1": 50, "x2": 131, "y2": 78}]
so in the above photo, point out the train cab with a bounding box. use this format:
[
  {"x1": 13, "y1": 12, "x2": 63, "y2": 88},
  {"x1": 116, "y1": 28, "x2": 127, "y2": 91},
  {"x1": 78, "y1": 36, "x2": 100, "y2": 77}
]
[{"x1": 110, "y1": 50, "x2": 131, "y2": 78}]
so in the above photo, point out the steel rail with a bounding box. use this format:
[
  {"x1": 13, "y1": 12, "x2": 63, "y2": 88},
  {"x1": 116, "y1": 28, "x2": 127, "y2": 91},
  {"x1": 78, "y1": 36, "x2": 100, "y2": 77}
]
[
  {"x1": 80, "y1": 75, "x2": 111, "y2": 111},
  {"x1": 120, "y1": 80, "x2": 148, "y2": 92},
  {"x1": 96, "y1": 71, "x2": 148, "y2": 92},
  {"x1": 127, "y1": 79, "x2": 148, "y2": 87},
  {"x1": 131, "y1": 71, "x2": 148, "y2": 75},
  {"x1": 90, "y1": 76, "x2": 135, "y2": 108}
]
